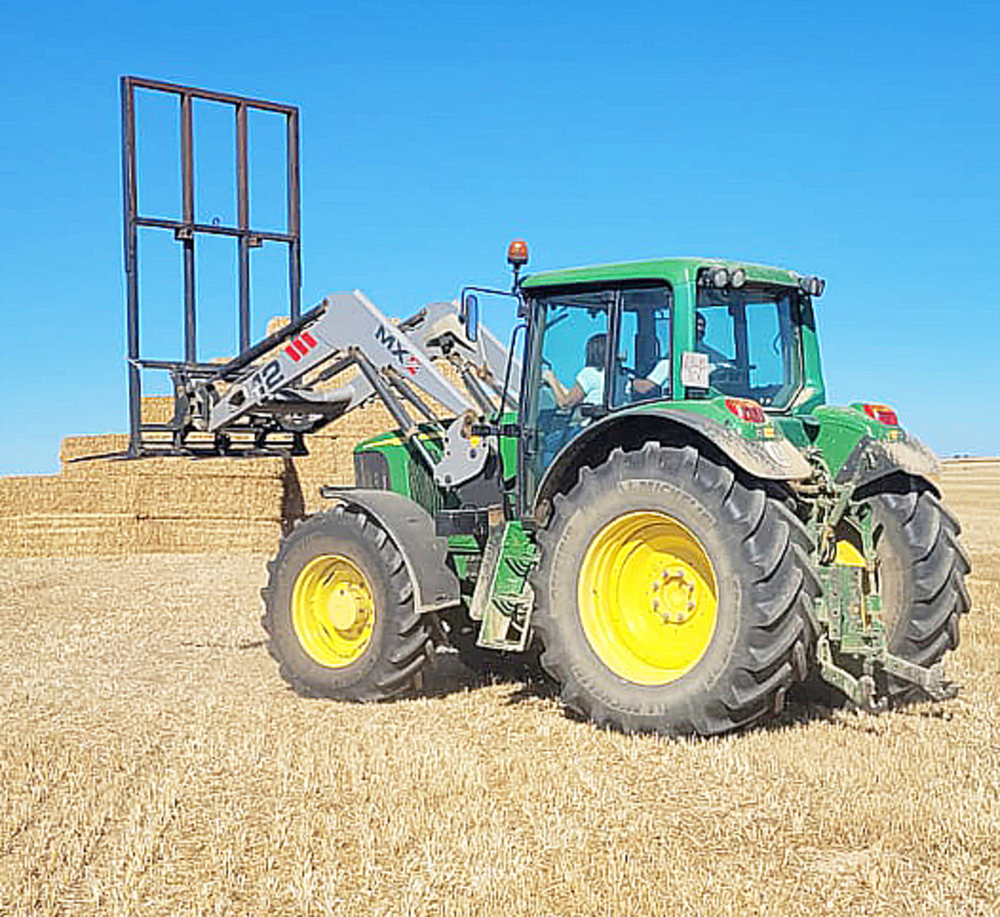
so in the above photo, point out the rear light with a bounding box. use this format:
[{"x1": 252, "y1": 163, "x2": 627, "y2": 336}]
[
  {"x1": 861, "y1": 403, "x2": 899, "y2": 426},
  {"x1": 725, "y1": 397, "x2": 766, "y2": 424}
]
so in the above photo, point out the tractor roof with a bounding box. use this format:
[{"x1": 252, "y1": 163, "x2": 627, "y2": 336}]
[{"x1": 520, "y1": 257, "x2": 804, "y2": 290}]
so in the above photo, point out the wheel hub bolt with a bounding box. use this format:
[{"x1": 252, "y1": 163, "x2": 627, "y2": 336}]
[{"x1": 652, "y1": 567, "x2": 698, "y2": 624}]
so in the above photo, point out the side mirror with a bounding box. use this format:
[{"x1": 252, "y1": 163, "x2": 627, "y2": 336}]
[
  {"x1": 460, "y1": 291, "x2": 479, "y2": 342},
  {"x1": 460, "y1": 284, "x2": 523, "y2": 338}
]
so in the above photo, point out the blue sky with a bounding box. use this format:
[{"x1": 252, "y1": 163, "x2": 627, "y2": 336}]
[{"x1": 1, "y1": 0, "x2": 999, "y2": 475}]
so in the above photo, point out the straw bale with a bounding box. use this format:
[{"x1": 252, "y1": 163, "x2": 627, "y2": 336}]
[
  {"x1": 0, "y1": 511, "x2": 136, "y2": 556},
  {"x1": 140, "y1": 396, "x2": 176, "y2": 424},
  {"x1": 290, "y1": 435, "x2": 351, "y2": 513},
  {"x1": 61, "y1": 438, "x2": 289, "y2": 480},
  {"x1": 0, "y1": 475, "x2": 112, "y2": 517},
  {"x1": 266, "y1": 315, "x2": 291, "y2": 336},
  {"x1": 0, "y1": 512, "x2": 280, "y2": 556},
  {"x1": 84, "y1": 454, "x2": 286, "y2": 480},
  {"x1": 0, "y1": 456, "x2": 286, "y2": 557},
  {"x1": 60, "y1": 434, "x2": 129, "y2": 467},
  {"x1": 0, "y1": 466, "x2": 284, "y2": 516},
  {"x1": 120, "y1": 472, "x2": 283, "y2": 520},
  {"x1": 129, "y1": 517, "x2": 281, "y2": 553}
]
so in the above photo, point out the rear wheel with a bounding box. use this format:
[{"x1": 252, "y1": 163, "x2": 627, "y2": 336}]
[
  {"x1": 868, "y1": 477, "x2": 971, "y2": 700},
  {"x1": 262, "y1": 506, "x2": 433, "y2": 701},
  {"x1": 531, "y1": 443, "x2": 815, "y2": 736}
]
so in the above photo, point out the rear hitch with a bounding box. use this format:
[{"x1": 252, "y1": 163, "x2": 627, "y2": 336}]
[
  {"x1": 879, "y1": 652, "x2": 959, "y2": 702},
  {"x1": 816, "y1": 635, "x2": 959, "y2": 710},
  {"x1": 816, "y1": 636, "x2": 885, "y2": 712}
]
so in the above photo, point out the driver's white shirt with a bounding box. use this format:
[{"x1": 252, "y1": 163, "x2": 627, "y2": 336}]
[
  {"x1": 647, "y1": 359, "x2": 670, "y2": 387},
  {"x1": 575, "y1": 366, "x2": 604, "y2": 405}
]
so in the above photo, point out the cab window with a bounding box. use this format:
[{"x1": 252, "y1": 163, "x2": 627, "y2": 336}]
[
  {"x1": 695, "y1": 285, "x2": 802, "y2": 408},
  {"x1": 611, "y1": 285, "x2": 673, "y2": 408},
  {"x1": 526, "y1": 290, "x2": 611, "y2": 475}
]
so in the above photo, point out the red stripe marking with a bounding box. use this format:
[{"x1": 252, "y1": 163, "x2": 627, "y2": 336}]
[
  {"x1": 293, "y1": 338, "x2": 309, "y2": 357},
  {"x1": 301, "y1": 331, "x2": 317, "y2": 349},
  {"x1": 285, "y1": 345, "x2": 300, "y2": 362}
]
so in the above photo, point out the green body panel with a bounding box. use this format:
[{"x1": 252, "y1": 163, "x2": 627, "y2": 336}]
[
  {"x1": 353, "y1": 430, "x2": 446, "y2": 511},
  {"x1": 623, "y1": 394, "x2": 782, "y2": 442},
  {"x1": 475, "y1": 521, "x2": 536, "y2": 650},
  {"x1": 770, "y1": 415, "x2": 814, "y2": 450},
  {"x1": 796, "y1": 297, "x2": 827, "y2": 415},
  {"x1": 809, "y1": 405, "x2": 899, "y2": 476},
  {"x1": 497, "y1": 412, "x2": 519, "y2": 481}
]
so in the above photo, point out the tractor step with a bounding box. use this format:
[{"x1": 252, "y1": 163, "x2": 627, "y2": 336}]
[{"x1": 473, "y1": 522, "x2": 537, "y2": 652}]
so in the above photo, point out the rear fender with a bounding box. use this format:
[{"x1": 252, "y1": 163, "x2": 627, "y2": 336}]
[
  {"x1": 532, "y1": 408, "x2": 811, "y2": 520},
  {"x1": 836, "y1": 435, "x2": 942, "y2": 496}
]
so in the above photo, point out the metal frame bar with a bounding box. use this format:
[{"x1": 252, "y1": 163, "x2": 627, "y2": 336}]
[{"x1": 121, "y1": 75, "x2": 301, "y2": 456}]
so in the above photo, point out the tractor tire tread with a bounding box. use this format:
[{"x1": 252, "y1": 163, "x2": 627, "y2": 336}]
[
  {"x1": 871, "y1": 479, "x2": 969, "y2": 699},
  {"x1": 531, "y1": 443, "x2": 814, "y2": 737},
  {"x1": 261, "y1": 507, "x2": 432, "y2": 702}
]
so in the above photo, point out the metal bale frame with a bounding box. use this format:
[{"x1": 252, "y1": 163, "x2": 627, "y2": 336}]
[{"x1": 120, "y1": 76, "x2": 301, "y2": 456}]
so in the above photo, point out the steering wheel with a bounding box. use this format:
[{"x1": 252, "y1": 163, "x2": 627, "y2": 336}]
[{"x1": 709, "y1": 361, "x2": 743, "y2": 388}]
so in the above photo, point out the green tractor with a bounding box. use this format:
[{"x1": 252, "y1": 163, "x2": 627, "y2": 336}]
[{"x1": 261, "y1": 244, "x2": 970, "y2": 736}]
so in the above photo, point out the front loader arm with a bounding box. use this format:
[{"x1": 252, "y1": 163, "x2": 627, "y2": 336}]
[
  {"x1": 134, "y1": 289, "x2": 505, "y2": 487},
  {"x1": 200, "y1": 291, "x2": 477, "y2": 432}
]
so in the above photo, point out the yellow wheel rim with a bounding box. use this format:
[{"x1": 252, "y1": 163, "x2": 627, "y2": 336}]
[
  {"x1": 578, "y1": 511, "x2": 719, "y2": 685},
  {"x1": 292, "y1": 555, "x2": 375, "y2": 667}
]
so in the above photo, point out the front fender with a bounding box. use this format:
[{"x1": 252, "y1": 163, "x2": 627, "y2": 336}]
[{"x1": 319, "y1": 487, "x2": 461, "y2": 613}]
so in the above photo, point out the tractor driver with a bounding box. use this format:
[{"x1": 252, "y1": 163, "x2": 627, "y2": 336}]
[
  {"x1": 541, "y1": 333, "x2": 606, "y2": 410},
  {"x1": 632, "y1": 355, "x2": 670, "y2": 398}
]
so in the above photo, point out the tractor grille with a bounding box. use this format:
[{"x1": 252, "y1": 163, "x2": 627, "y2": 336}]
[
  {"x1": 408, "y1": 457, "x2": 443, "y2": 516},
  {"x1": 353, "y1": 450, "x2": 391, "y2": 490}
]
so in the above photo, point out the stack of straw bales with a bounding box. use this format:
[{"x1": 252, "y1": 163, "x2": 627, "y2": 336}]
[
  {"x1": 0, "y1": 328, "x2": 474, "y2": 555},
  {"x1": 0, "y1": 397, "x2": 290, "y2": 557}
]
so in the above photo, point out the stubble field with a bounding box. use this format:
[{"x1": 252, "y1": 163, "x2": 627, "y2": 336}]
[{"x1": 1, "y1": 462, "x2": 998, "y2": 916}]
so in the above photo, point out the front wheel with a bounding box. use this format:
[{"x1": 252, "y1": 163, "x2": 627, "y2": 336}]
[
  {"x1": 531, "y1": 443, "x2": 816, "y2": 736},
  {"x1": 261, "y1": 506, "x2": 433, "y2": 701}
]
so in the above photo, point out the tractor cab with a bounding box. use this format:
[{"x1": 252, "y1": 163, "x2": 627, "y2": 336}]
[
  {"x1": 515, "y1": 256, "x2": 827, "y2": 502},
  {"x1": 521, "y1": 282, "x2": 674, "y2": 467}
]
